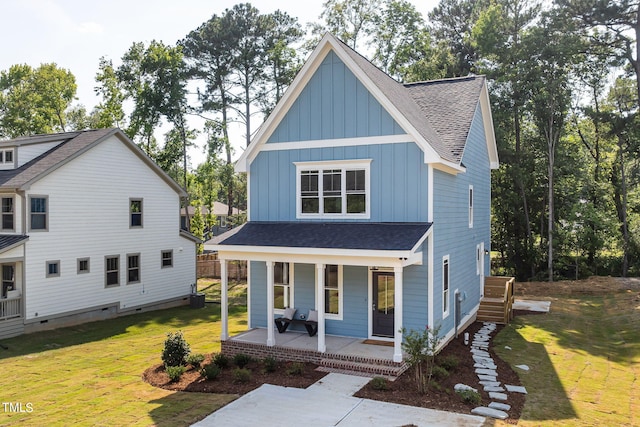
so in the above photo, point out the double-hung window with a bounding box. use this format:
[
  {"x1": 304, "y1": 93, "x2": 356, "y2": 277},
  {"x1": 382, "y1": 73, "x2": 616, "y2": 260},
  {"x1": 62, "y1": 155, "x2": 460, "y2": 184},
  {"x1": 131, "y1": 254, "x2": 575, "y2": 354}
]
[
  {"x1": 468, "y1": 185, "x2": 474, "y2": 228},
  {"x1": 324, "y1": 264, "x2": 343, "y2": 319},
  {"x1": 273, "y1": 262, "x2": 292, "y2": 311},
  {"x1": 296, "y1": 160, "x2": 370, "y2": 218},
  {"x1": 29, "y1": 196, "x2": 48, "y2": 231},
  {"x1": 1, "y1": 197, "x2": 13, "y2": 231},
  {"x1": 105, "y1": 255, "x2": 120, "y2": 287},
  {"x1": 130, "y1": 199, "x2": 143, "y2": 228},
  {"x1": 127, "y1": 254, "x2": 140, "y2": 284}
]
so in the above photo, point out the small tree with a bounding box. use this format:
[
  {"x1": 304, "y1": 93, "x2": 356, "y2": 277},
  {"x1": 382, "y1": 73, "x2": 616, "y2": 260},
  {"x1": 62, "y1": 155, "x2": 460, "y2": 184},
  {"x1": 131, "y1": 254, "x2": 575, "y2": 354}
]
[
  {"x1": 161, "y1": 331, "x2": 191, "y2": 367},
  {"x1": 401, "y1": 325, "x2": 443, "y2": 394}
]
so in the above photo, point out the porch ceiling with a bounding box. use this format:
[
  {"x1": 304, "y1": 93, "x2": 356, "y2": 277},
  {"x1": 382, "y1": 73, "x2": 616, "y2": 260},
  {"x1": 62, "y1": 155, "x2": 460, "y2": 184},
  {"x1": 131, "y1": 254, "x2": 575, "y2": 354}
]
[{"x1": 0, "y1": 234, "x2": 28, "y2": 255}]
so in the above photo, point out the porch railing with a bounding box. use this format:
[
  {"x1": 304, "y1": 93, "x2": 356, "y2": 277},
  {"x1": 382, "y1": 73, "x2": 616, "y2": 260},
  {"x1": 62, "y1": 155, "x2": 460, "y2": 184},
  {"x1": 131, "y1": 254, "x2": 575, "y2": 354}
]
[{"x1": 0, "y1": 297, "x2": 22, "y2": 320}]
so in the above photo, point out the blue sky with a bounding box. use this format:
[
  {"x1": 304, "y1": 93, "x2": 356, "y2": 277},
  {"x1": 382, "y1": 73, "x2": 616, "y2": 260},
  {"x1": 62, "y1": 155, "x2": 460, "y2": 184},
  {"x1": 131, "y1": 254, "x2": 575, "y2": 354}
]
[{"x1": 0, "y1": 0, "x2": 438, "y2": 164}]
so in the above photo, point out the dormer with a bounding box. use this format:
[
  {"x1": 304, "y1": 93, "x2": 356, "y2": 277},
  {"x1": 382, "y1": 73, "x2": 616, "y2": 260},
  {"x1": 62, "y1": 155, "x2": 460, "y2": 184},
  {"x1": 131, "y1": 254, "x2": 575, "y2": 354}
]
[
  {"x1": 0, "y1": 132, "x2": 72, "y2": 170},
  {"x1": 0, "y1": 148, "x2": 15, "y2": 170}
]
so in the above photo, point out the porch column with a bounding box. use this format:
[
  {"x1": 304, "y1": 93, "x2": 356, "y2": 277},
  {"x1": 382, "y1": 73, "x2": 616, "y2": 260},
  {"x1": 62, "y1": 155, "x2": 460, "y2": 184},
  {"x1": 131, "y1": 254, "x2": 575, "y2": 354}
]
[
  {"x1": 220, "y1": 259, "x2": 228, "y2": 341},
  {"x1": 316, "y1": 263, "x2": 326, "y2": 353},
  {"x1": 266, "y1": 261, "x2": 275, "y2": 347},
  {"x1": 393, "y1": 266, "x2": 404, "y2": 363}
]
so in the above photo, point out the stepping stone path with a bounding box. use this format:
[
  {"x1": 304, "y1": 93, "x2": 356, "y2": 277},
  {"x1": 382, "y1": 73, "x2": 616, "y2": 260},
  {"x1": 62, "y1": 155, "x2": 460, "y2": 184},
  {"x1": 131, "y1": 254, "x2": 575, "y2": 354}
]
[{"x1": 463, "y1": 322, "x2": 527, "y2": 421}]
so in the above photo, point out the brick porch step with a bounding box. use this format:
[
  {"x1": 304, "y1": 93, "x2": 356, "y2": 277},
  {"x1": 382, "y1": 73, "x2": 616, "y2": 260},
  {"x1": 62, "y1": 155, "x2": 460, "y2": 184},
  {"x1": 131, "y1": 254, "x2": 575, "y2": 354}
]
[{"x1": 319, "y1": 358, "x2": 408, "y2": 379}]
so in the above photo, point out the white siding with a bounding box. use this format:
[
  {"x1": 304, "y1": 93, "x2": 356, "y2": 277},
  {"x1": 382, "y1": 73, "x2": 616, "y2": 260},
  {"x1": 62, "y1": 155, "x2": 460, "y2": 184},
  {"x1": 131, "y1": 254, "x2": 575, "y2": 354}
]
[
  {"x1": 22, "y1": 134, "x2": 195, "y2": 320},
  {"x1": 17, "y1": 141, "x2": 64, "y2": 167}
]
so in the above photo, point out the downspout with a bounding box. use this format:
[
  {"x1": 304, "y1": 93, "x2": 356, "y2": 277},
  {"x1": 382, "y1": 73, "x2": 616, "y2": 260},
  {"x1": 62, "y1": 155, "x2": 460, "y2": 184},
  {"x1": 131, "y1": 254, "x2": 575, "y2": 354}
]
[{"x1": 427, "y1": 165, "x2": 434, "y2": 329}]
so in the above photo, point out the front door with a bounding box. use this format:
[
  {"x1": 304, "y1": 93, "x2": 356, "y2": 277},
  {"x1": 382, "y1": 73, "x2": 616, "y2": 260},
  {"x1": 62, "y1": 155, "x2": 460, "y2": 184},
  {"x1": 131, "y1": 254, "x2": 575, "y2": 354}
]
[{"x1": 372, "y1": 271, "x2": 395, "y2": 337}]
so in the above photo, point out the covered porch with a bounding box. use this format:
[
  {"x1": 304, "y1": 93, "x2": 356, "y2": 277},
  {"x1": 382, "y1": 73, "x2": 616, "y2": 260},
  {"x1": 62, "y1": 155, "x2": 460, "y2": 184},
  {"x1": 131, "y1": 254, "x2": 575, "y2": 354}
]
[
  {"x1": 0, "y1": 235, "x2": 28, "y2": 339},
  {"x1": 207, "y1": 222, "x2": 432, "y2": 364}
]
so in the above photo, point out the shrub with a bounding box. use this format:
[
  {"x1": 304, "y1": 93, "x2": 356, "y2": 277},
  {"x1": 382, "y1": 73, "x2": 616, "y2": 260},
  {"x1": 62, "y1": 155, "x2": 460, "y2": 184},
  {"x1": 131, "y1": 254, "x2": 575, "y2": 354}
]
[
  {"x1": 186, "y1": 353, "x2": 205, "y2": 370},
  {"x1": 201, "y1": 363, "x2": 221, "y2": 380},
  {"x1": 286, "y1": 362, "x2": 304, "y2": 376},
  {"x1": 161, "y1": 331, "x2": 190, "y2": 367},
  {"x1": 165, "y1": 365, "x2": 186, "y2": 382},
  {"x1": 212, "y1": 353, "x2": 229, "y2": 369},
  {"x1": 233, "y1": 368, "x2": 251, "y2": 383},
  {"x1": 431, "y1": 365, "x2": 450, "y2": 380},
  {"x1": 456, "y1": 389, "x2": 482, "y2": 405},
  {"x1": 401, "y1": 325, "x2": 443, "y2": 394},
  {"x1": 233, "y1": 353, "x2": 252, "y2": 368},
  {"x1": 370, "y1": 376, "x2": 388, "y2": 391},
  {"x1": 437, "y1": 355, "x2": 460, "y2": 371},
  {"x1": 262, "y1": 356, "x2": 278, "y2": 373}
]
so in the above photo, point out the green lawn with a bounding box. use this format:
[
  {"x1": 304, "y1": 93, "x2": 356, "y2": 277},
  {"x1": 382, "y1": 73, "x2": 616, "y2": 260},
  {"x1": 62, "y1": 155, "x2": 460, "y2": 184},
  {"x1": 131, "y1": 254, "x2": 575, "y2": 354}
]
[
  {"x1": 493, "y1": 290, "x2": 640, "y2": 426},
  {"x1": 0, "y1": 280, "x2": 247, "y2": 427}
]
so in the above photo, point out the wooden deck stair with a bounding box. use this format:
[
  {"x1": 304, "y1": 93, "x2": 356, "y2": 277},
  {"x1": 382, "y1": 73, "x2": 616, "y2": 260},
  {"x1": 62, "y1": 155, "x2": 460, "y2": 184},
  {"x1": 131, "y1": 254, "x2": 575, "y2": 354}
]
[{"x1": 477, "y1": 276, "x2": 515, "y2": 324}]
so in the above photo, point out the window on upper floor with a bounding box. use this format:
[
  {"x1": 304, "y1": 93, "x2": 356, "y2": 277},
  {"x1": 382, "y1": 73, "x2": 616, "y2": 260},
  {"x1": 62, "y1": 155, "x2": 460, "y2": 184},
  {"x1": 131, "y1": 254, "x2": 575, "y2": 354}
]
[
  {"x1": 130, "y1": 199, "x2": 143, "y2": 228},
  {"x1": 0, "y1": 149, "x2": 14, "y2": 166},
  {"x1": 1, "y1": 197, "x2": 14, "y2": 231},
  {"x1": 468, "y1": 185, "x2": 474, "y2": 228},
  {"x1": 296, "y1": 160, "x2": 371, "y2": 219},
  {"x1": 29, "y1": 196, "x2": 48, "y2": 231}
]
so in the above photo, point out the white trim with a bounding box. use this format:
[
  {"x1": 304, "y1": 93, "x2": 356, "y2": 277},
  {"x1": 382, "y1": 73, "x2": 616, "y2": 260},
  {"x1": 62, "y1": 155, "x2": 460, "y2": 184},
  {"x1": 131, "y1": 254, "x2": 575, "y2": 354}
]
[
  {"x1": 221, "y1": 260, "x2": 228, "y2": 340},
  {"x1": 260, "y1": 134, "x2": 413, "y2": 153},
  {"x1": 393, "y1": 266, "x2": 403, "y2": 362},
  {"x1": 437, "y1": 303, "x2": 480, "y2": 352},
  {"x1": 480, "y1": 242, "x2": 485, "y2": 297},
  {"x1": 214, "y1": 248, "x2": 423, "y2": 269},
  {"x1": 246, "y1": 171, "x2": 251, "y2": 221},
  {"x1": 479, "y1": 82, "x2": 500, "y2": 169},
  {"x1": 316, "y1": 263, "x2": 326, "y2": 353},
  {"x1": 266, "y1": 261, "x2": 275, "y2": 347},
  {"x1": 295, "y1": 159, "x2": 371, "y2": 219},
  {"x1": 442, "y1": 254, "x2": 450, "y2": 318},
  {"x1": 247, "y1": 260, "x2": 252, "y2": 328},
  {"x1": 428, "y1": 233, "x2": 434, "y2": 329}
]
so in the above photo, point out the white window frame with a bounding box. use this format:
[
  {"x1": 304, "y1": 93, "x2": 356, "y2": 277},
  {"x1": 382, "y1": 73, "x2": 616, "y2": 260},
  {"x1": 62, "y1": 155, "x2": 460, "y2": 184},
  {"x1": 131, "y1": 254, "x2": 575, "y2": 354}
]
[
  {"x1": 468, "y1": 185, "x2": 474, "y2": 228},
  {"x1": 273, "y1": 262, "x2": 294, "y2": 315},
  {"x1": 443, "y1": 255, "x2": 450, "y2": 318},
  {"x1": 295, "y1": 159, "x2": 371, "y2": 219},
  {"x1": 476, "y1": 244, "x2": 481, "y2": 275},
  {"x1": 219, "y1": 215, "x2": 227, "y2": 228},
  {"x1": 319, "y1": 264, "x2": 343, "y2": 320},
  {"x1": 0, "y1": 149, "x2": 14, "y2": 165}
]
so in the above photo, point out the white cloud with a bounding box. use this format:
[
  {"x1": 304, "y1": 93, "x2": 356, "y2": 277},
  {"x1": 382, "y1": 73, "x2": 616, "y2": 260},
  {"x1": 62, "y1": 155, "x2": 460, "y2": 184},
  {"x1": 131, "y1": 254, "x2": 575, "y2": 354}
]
[{"x1": 75, "y1": 21, "x2": 103, "y2": 34}]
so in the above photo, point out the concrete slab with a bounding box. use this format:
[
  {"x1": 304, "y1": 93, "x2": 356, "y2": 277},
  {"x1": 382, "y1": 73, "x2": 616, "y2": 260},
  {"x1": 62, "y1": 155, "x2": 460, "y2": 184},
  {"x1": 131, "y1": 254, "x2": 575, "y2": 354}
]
[
  {"x1": 513, "y1": 299, "x2": 551, "y2": 312},
  {"x1": 192, "y1": 373, "x2": 485, "y2": 427}
]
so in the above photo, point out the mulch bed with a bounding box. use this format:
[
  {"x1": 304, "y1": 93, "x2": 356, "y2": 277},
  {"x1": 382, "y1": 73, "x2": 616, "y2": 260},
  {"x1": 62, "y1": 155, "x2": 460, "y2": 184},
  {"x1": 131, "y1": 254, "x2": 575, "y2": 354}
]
[
  {"x1": 143, "y1": 320, "x2": 526, "y2": 423},
  {"x1": 143, "y1": 357, "x2": 327, "y2": 395},
  {"x1": 355, "y1": 321, "x2": 524, "y2": 423}
]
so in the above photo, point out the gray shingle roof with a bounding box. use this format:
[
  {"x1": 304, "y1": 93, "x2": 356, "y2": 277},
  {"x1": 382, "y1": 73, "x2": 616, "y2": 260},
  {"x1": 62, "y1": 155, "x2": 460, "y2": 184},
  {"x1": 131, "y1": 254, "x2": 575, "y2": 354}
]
[
  {"x1": 333, "y1": 35, "x2": 485, "y2": 164},
  {"x1": 0, "y1": 128, "x2": 117, "y2": 189},
  {"x1": 212, "y1": 222, "x2": 432, "y2": 251},
  {"x1": 0, "y1": 234, "x2": 28, "y2": 253}
]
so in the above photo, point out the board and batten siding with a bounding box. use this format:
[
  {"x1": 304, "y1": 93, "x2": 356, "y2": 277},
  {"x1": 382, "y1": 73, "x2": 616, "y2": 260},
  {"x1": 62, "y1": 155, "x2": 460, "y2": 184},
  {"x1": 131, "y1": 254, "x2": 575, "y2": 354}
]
[
  {"x1": 267, "y1": 51, "x2": 404, "y2": 143},
  {"x1": 250, "y1": 142, "x2": 428, "y2": 222},
  {"x1": 22, "y1": 134, "x2": 195, "y2": 321},
  {"x1": 432, "y1": 104, "x2": 491, "y2": 333}
]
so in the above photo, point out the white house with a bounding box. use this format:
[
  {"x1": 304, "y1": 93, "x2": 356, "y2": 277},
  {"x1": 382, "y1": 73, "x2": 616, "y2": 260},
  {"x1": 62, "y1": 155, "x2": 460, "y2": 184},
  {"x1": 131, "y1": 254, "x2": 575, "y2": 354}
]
[{"x1": 0, "y1": 128, "x2": 199, "y2": 339}]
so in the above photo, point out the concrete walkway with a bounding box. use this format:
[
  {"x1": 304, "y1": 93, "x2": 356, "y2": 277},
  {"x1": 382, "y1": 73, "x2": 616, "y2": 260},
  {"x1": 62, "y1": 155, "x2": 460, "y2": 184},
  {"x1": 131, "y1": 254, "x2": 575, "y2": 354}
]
[{"x1": 192, "y1": 373, "x2": 485, "y2": 427}]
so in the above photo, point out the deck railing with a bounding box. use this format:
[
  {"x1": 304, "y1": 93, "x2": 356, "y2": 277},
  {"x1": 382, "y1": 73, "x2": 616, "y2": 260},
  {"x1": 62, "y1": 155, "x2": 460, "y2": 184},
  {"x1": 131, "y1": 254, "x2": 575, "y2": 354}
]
[{"x1": 0, "y1": 296, "x2": 22, "y2": 320}]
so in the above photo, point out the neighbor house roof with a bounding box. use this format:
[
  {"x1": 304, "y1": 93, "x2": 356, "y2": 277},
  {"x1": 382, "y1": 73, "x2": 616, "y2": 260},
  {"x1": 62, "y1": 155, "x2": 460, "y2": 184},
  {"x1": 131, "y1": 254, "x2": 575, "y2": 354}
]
[
  {"x1": 0, "y1": 128, "x2": 187, "y2": 195},
  {"x1": 207, "y1": 222, "x2": 432, "y2": 252},
  {"x1": 0, "y1": 234, "x2": 29, "y2": 254},
  {"x1": 236, "y1": 33, "x2": 498, "y2": 173}
]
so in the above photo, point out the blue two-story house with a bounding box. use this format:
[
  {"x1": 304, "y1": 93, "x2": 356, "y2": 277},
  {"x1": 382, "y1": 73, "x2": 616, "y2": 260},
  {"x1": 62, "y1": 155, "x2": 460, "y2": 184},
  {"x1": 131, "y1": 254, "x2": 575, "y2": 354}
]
[{"x1": 207, "y1": 33, "x2": 498, "y2": 364}]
